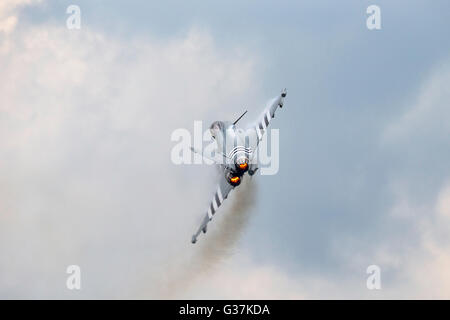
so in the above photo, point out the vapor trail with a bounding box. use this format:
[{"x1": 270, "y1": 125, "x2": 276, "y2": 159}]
[{"x1": 160, "y1": 177, "x2": 258, "y2": 298}]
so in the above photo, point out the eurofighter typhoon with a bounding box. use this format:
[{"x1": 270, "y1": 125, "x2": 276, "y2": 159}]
[{"x1": 190, "y1": 89, "x2": 287, "y2": 244}]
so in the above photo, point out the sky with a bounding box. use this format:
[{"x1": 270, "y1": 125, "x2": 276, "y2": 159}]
[{"x1": 1, "y1": 0, "x2": 450, "y2": 299}]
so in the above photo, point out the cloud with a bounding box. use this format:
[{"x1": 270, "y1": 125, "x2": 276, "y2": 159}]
[
  {"x1": 356, "y1": 62, "x2": 450, "y2": 299},
  {"x1": 0, "y1": 9, "x2": 261, "y2": 298},
  {"x1": 2, "y1": 1, "x2": 450, "y2": 300},
  {"x1": 382, "y1": 60, "x2": 450, "y2": 144},
  {"x1": 436, "y1": 185, "x2": 450, "y2": 218},
  {"x1": 219, "y1": 61, "x2": 450, "y2": 300},
  {"x1": 0, "y1": 0, "x2": 41, "y2": 34},
  {"x1": 179, "y1": 256, "x2": 308, "y2": 299},
  {"x1": 368, "y1": 181, "x2": 450, "y2": 299}
]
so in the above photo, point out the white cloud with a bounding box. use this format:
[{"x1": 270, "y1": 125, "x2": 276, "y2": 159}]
[
  {"x1": 375, "y1": 181, "x2": 450, "y2": 299},
  {"x1": 382, "y1": 60, "x2": 450, "y2": 144},
  {"x1": 282, "y1": 63, "x2": 450, "y2": 299},
  {"x1": 371, "y1": 63, "x2": 450, "y2": 297},
  {"x1": 0, "y1": 0, "x2": 41, "y2": 34},
  {"x1": 3, "y1": 1, "x2": 450, "y2": 300},
  {"x1": 436, "y1": 184, "x2": 450, "y2": 219},
  {"x1": 0, "y1": 9, "x2": 261, "y2": 298},
  {"x1": 179, "y1": 257, "x2": 308, "y2": 299},
  {"x1": 0, "y1": 15, "x2": 17, "y2": 33}
]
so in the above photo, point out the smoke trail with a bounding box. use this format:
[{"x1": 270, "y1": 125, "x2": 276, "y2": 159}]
[
  {"x1": 160, "y1": 177, "x2": 258, "y2": 298},
  {"x1": 196, "y1": 177, "x2": 257, "y2": 268}
]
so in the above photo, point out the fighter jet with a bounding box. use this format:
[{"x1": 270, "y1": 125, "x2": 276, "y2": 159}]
[{"x1": 190, "y1": 89, "x2": 287, "y2": 244}]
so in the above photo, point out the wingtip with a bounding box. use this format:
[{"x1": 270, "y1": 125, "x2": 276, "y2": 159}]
[{"x1": 191, "y1": 235, "x2": 197, "y2": 244}]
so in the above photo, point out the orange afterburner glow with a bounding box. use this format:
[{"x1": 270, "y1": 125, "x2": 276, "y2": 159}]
[
  {"x1": 230, "y1": 176, "x2": 241, "y2": 185},
  {"x1": 239, "y1": 163, "x2": 248, "y2": 170}
]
